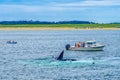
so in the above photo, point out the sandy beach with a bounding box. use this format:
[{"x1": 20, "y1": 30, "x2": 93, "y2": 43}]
[{"x1": 0, "y1": 27, "x2": 120, "y2": 30}]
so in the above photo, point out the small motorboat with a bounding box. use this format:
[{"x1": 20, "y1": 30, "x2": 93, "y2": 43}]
[
  {"x1": 65, "y1": 40, "x2": 105, "y2": 51},
  {"x1": 7, "y1": 40, "x2": 17, "y2": 44}
]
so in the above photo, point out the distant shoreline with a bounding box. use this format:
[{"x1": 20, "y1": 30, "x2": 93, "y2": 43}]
[
  {"x1": 0, "y1": 24, "x2": 120, "y2": 30},
  {"x1": 0, "y1": 27, "x2": 120, "y2": 30}
]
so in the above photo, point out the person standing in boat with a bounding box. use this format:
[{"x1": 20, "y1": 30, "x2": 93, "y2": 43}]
[
  {"x1": 83, "y1": 42, "x2": 85, "y2": 47},
  {"x1": 75, "y1": 43, "x2": 77, "y2": 47},
  {"x1": 77, "y1": 42, "x2": 81, "y2": 47}
]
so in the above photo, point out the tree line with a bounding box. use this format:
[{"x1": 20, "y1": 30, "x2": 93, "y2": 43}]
[{"x1": 0, "y1": 20, "x2": 95, "y2": 24}]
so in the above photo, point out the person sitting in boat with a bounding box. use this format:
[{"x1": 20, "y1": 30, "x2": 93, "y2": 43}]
[{"x1": 7, "y1": 40, "x2": 11, "y2": 43}]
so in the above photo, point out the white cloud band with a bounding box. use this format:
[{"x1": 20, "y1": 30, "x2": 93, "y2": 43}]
[{"x1": 57, "y1": 0, "x2": 120, "y2": 7}]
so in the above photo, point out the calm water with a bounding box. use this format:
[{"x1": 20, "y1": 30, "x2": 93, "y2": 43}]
[{"x1": 0, "y1": 30, "x2": 120, "y2": 80}]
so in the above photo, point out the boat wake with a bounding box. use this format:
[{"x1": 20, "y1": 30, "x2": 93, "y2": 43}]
[
  {"x1": 17, "y1": 57, "x2": 120, "y2": 68},
  {"x1": 17, "y1": 50, "x2": 120, "y2": 67}
]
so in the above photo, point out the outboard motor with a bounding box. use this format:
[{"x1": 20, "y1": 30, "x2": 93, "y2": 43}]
[{"x1": 65, "y1": 44, "x2": 70, "y2": 50}]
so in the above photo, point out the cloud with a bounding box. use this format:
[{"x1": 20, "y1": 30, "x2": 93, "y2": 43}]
[
  {"x1": 0, "y1": 0, "x2": 120, "y2": 14},
  {"x1": 1, "y1": 0, "x2": 120, "y2": 14},
  {"x1": 0, "y1": 4, "x2": 86, "y2": 14},
  {"x1": 0, "y1": 5, "x2": 41, "y2": 13},
  {"x1": 0, "y1": 0, "x2": 120, "y2": 23},
  {"x1": 57, "y1": 0, "x2": 120, "y2": 7}
]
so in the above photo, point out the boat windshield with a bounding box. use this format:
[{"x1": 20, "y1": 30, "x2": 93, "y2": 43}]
[{"x1": 86, "y1": 41, "x2": 96, "y2": 44}]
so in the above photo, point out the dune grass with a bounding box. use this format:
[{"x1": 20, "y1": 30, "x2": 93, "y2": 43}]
[{"x1": 0, "y1": 24, "x2": 120, "y2": 29}]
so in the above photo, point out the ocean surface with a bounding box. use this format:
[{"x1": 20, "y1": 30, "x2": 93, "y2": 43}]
[{"x1": 0, "y1": 30, "x2": 120, "y2": 80}]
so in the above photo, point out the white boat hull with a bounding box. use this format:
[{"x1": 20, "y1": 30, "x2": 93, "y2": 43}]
[
  {"x1": 65, "y1": 40, "x2": 105, "y2": 51},
  {"x1": 69, "y1": 46, "x2": 105, "y2": 51}
]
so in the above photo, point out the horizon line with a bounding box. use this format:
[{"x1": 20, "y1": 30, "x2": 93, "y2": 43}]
[{"x1": 0, "y1": 20, "x2": 119, "y2": 24}]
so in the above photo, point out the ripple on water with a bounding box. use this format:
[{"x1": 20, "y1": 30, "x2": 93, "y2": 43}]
[{"x1": 0, "y1": 30, "x2": 120, "y2": 80}]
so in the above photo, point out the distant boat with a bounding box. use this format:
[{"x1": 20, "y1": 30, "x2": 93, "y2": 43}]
[
  {"x1": 7, "y1": 40, "x2": 17, "y2": 44},
  {"x1": 65, "y1": 40, "x2": 105, "y2": 51}
]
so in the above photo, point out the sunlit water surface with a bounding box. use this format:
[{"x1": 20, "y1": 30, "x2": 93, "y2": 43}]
[{"x1": 0, "y1": 30, "x2": 120, "y2": 80}]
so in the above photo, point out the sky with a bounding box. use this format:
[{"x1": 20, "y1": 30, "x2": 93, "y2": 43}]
[{"x1": 0, "y1": 0, "x2": 120, "y2": 23}]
